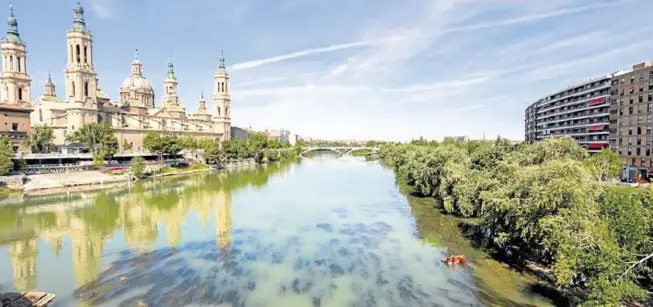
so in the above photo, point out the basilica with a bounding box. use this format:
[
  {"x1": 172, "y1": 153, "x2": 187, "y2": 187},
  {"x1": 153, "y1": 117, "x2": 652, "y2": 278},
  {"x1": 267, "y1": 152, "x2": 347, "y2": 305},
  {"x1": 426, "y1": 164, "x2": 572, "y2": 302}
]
[{"x1": 0, "y1": 1, "x2": 231, "y2": 153}]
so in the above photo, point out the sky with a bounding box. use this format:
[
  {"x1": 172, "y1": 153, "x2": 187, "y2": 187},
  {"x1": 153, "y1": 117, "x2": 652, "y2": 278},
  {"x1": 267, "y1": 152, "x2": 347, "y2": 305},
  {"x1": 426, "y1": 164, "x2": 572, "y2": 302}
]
[{"x1": 7, "y1": 0, "x2": 653, "y2": 141}]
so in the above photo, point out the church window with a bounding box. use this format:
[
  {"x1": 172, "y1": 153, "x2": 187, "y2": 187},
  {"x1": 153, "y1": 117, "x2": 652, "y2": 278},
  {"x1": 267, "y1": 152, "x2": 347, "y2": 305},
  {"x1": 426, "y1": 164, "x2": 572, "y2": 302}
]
[
  {"x1": 69, "y1": 45, "x2": 73, "y2": 63},
  {"x1": 9, "y1": 56, "x2": 13, "y2": 71},
  {"x1": 17, "y1": 88, "x2": 22, "y2": 101},
  {"x1": 221, "y1": 82, "x2": 224, "y2": 92},
  {"x1": 72, "y1": 82, "x2": 76, "y2": 96},
  {"x1": 39, "y1": 109, "x2": 42, "y2": 122},
  {"x1": 225, "y1": 107, "x2": 229, "y2": 116},
  {"x1": 217, "y1": 107, "x2": 220, "y2": 116},
  {"x1": 16, "y1": 57, "x2": 20, "y2": 72},
  {"x1": 96, "y1": 114, "x2": 102, "y2": 123},
  {"x1": 84, "y1": 46, "x2": 88, "y2": 63},
  {"x1": 76, "y1": 45, "x2": 81, "y2": 63},
  {"x1": 84, "y1": 82, "x2": 89, "y2": 97}
]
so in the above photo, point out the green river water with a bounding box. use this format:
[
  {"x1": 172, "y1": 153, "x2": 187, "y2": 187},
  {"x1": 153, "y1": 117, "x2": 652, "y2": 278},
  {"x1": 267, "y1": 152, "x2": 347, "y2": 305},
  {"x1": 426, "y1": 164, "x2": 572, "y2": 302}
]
[{"x1": 0, "y1": 156, "x2": 556, "y2": 306}]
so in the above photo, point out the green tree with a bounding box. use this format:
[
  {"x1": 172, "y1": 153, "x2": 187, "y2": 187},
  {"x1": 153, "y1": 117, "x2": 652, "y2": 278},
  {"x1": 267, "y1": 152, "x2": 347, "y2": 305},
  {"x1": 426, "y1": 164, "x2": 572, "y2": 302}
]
[
  {"x1": 378, "y1": 136, "x2": 653, "y2": 306},
  {"x1": 248, "y1": 132, "x2": 269, "y2": 151},
  {"x1": 101, "y1": 134, "x2": 118, "y2": 158},
  {"x1": 161, "y1": 135, "x2": 182, "y2": 155},
  {"x1": 142, "y1": 131, "x2": 163, "y2": 159},
  {"x1": 122, "y1": 139, "x2": 133, "y2": 152},
  {"x1": 203, "y1": 142, "x2": 226, "y2": 164},
  {"x1": 130, "y1": 156, "x2": 145, "y2": 178},
  {"x1": 66, "y1": 123, "x2": 116, "y2": 154},
  {"x1": 92, "y1": 152, "x2": 105, "y2": 170},
  {"x1": 0, "y1": 137, "x2": 14, "y2": 175},
  {"x1": 586, "y1": 149, "x2": 622, "y2": 182},
  {"x1": 28, "y1": 125, "x2": 54, "y2": 153}
]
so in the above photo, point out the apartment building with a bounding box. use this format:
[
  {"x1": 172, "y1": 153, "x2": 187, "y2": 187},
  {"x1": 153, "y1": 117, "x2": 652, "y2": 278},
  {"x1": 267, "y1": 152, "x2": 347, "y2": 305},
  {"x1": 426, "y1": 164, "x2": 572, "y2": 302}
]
[
  {"x1": 524, "y1": 75, "x2": 612, "y2": 153},
  {"x1": 609, "y1": 62, "x2": 653, "y2": 176}
]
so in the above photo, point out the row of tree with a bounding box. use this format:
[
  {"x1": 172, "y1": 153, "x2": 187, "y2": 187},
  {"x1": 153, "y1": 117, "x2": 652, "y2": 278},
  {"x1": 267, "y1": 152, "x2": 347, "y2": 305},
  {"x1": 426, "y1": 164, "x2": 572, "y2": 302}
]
[
  {"x1": 0, "y1": 123, "x2": 300, "y2": 176},
  {"x1": 380, "y1": 137, "x2": 650, "y2": 306}
]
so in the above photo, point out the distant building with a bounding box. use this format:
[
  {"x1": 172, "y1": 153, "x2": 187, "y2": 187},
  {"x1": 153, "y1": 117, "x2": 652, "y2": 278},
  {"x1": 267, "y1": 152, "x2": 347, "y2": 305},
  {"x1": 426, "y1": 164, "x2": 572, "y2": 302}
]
[
  {"x1": 446, "y1": 136, "x2": 469, "y2": 142},
  {"x1": 609, "y1": 61, "x2": 653, "y2": 176},
  {"x1": 230, "y1": 126, "x2": 248, "y2": 141},
  {"x1": 264, "y1": 129, "x2": 292, "y2": 143},
  {"x1": 523, "y1": 73, "x2": 613, "y2": 154}
]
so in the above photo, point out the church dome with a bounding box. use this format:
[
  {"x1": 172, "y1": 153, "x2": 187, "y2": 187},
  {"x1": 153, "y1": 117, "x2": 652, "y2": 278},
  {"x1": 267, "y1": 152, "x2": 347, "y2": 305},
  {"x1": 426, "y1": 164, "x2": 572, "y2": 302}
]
[{"x1": 121, "y1": 75, "x2": 153, "y2": 91}]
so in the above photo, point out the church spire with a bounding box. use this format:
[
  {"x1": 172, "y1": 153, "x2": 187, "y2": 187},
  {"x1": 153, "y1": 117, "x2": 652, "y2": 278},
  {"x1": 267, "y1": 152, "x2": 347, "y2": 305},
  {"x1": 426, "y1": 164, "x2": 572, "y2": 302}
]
[
  {"x1": 198, "y1": 91, "x2": 207, "y2": 110},
  {"x1": 5, "y1": 2, "x2": 22, "y2": 45},
  {"x1": 70, "y1": 0, "x2": 88, "y2": 32},
  {"x1": 166, "y1": 53, "x2": 176, "y2": 80},
  {"x1": 218, "y1": 49, "x2": 226, "y2": 72},
  {"x1": 131, "y1": 47, "x2": 142, "y2": 76},
  {"x1": 44, "y1": 71, "x2": 56, "y2": 97}
]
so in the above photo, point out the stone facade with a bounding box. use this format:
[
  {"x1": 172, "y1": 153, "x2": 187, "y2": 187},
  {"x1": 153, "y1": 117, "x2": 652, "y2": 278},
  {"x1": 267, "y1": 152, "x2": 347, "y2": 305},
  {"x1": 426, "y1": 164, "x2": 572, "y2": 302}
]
[
  {"x1": 0, "y1": 4, "x2": 32, "y2": 153},
  {"x1": 27, "y1": 2, "x2": 231, "y2": 152}
]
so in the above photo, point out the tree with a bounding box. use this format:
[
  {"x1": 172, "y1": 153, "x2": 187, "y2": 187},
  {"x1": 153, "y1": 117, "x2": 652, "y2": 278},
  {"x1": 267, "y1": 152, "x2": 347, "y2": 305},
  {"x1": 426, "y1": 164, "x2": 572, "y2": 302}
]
[
  {"x1": 0, "y1": 137, "x2": 14, "y2": 175},
  {"x1": 142, "y1": 131, "x2": 162, "y2": 153},
  {"x1": 130, "y1": 156, "x2": 145, "y2": 178},
  {"x1": 248, "y1": 132, "x2": 269, "y2": 151},
  {"x1": 586, "y1": 149, "x2": 622, "y2": 182},
  {"x1": 203, "y1": 141, "x2": 226, "y2": 164},
  {"x1": 92, "y1": 152, "x2": 105, "y2": 170},
  {"x1": 66, "y1": 123, "x2": 116, "y2": 154},
  {"x1": 161, "y1": 135, "x2": 182, "y2": 156},
  {"x1": 122, "y1": 139, "x2": 133, "y2": 152},
  {"x1": 28, "y1": 125, "x2": 54, "y2": 153},
  {"x1": 101, "y1": 134, "x2": 118, "y2": 158}
]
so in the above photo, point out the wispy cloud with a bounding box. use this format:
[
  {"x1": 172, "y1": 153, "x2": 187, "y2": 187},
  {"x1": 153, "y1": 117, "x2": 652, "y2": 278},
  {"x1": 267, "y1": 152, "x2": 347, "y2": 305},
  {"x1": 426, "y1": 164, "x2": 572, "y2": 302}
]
[
  {"x1": 224, "y1": 0, "x2": 652, "y2": 141},
  {"x1": 231, "y1": 38, "x2": 402, "y2": 71},
  {"x1": 443, "y1": 0, "x2": 632, "y2": 33},
  {"x1": 231, "y1": 0, "x2": 630, "y2": 73}
]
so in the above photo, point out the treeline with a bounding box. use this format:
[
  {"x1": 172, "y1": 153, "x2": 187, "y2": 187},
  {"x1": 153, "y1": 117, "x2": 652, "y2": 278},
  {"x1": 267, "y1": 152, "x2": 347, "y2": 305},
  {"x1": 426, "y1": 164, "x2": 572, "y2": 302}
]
[
  {"x1": 380, "y1": 137, "x2": 652, "y2": 306},
  {"x1": 0, "y1": 123, "x2": 300, "y2": 176}
]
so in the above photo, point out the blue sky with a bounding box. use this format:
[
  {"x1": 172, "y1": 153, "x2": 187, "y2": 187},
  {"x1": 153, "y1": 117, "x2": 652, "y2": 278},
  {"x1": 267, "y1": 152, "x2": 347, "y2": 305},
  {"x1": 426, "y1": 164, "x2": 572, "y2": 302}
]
[{"x1": 8, "y1": 0, "x2": 653, "y2": 141}]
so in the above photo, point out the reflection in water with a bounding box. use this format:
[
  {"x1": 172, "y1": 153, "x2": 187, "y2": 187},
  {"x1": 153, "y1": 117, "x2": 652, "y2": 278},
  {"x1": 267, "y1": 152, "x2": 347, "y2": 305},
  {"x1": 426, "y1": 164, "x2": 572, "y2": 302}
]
[
  {"x1": 0, "y1": 162, "x2": 291, "y2": 297},
  {"x1": 0, "y1": 159, "x2": 551, "y2": 306}
]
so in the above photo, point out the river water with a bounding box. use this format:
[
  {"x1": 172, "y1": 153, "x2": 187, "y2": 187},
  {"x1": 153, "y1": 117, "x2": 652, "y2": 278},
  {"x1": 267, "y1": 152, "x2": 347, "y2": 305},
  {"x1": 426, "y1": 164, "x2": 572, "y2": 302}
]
[{"x1": 0, "y1": 156, "x2": 555, "y2": 306}]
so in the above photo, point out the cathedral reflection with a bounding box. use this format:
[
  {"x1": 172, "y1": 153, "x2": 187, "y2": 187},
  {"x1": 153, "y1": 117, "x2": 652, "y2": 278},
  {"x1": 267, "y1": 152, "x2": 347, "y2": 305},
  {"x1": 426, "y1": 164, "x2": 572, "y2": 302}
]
[{"x1": 0, "y1": 161, "x2": 292, "y2": 293}]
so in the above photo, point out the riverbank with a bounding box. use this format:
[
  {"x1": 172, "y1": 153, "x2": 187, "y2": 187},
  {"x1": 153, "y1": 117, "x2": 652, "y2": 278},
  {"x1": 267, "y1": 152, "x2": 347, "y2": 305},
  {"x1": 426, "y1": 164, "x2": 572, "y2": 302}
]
[
  {"x1": 401, "y1": 183, "x2": 565, "y2": 306},
  {"x1": 15, "y1": 158, "x2": 287, "y2": 197}
]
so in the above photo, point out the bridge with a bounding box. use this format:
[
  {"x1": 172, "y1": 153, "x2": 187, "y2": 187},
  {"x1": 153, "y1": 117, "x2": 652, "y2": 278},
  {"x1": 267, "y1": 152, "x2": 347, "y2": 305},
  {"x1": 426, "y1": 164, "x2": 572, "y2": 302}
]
[{"x1": 300, "y1": 147, "x2": 380, "y2": 158}]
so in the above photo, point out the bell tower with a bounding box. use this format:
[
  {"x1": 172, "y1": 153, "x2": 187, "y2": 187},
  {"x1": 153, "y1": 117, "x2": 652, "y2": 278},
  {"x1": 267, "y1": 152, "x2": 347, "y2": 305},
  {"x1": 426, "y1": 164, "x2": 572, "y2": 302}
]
[
  {"x1": 0, "y1": 3, "x2": 31, "y2": 105},
  {"x1": 213, "y1": 50, "x2": 231, "y2": 140},
  {"x1": 64, "y1": 0, "x2": 98, "y2": 104}
]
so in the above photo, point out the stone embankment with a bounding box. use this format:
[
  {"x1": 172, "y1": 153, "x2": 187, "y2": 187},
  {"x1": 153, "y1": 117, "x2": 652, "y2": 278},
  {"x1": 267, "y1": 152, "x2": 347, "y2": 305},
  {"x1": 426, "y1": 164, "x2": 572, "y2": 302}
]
[{"x1": 2, "y1": 158, "x2": 266, "y2": 196}]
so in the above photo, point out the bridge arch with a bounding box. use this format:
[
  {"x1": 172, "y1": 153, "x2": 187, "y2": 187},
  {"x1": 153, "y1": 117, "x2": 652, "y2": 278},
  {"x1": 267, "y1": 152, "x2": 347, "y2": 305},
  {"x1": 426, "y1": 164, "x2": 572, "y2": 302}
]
[{"x1": 300, "y1": 147, "x2": 380, "y2": 159}]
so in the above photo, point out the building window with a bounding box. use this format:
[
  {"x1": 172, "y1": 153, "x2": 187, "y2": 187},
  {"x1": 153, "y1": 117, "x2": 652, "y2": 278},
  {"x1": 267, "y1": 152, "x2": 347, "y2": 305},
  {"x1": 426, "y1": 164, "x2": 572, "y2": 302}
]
[
  {"x1": 225, "y1": 107, "x2": 229, "y2": 116},
  {"x1": 16, "y1": 56, "x2": 20, "y2": 72},
  {"x1": 17, "y1": 88, "x2": 22, "y2": 101},
  {"x1": 84, "y1": 82, "x2": 89, "y2": 97},
  {"x1": 76, "y1": 44, "x2": 81, "y2": 63},
  {"x1": 39, "y1": 109, "x2": 42, "y2": 122},
  {"x1": 638, "y1": 127, "x2": 642, "y2": 135},
  {"x1": 84, "y1": 46, "x2": 88, "y2": 63},
  {"x1": 72, "y1": 82, "x2": 76, "y2": 96},
  {"x1": 11, "y1": 123, "x2": 18, "y2": 132},
  {"x1": 8, "y1": 56, "x2": 13, "y2": 71}
]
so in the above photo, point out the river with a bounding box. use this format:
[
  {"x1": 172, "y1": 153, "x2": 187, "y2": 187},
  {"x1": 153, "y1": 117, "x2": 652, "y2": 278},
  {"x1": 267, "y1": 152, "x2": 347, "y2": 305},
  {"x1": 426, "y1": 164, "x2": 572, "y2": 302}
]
[{"x1": 0, "y1": 156, "x2": 556, "y2": 306}]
